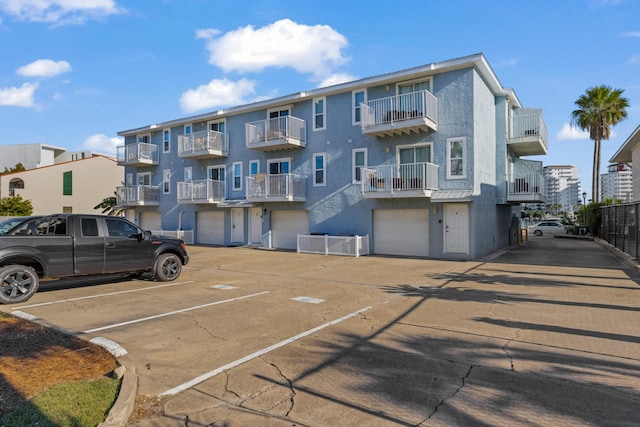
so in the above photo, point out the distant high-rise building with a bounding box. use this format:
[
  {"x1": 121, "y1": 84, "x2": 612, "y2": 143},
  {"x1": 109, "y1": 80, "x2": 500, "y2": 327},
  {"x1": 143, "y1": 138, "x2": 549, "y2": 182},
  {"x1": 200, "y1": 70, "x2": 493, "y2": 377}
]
[
  {"x1": 543, "y1": 165, "x2": 580, "y2": 214},
  {"x1": 601, "y1": 163, "x2": 633, "y2": 202}
]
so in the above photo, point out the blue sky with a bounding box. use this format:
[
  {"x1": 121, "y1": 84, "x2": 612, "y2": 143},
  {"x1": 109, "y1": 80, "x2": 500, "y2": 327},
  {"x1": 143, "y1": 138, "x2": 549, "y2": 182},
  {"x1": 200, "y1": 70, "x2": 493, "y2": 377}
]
[{"x1": 1, "y1": 0, "x2": 639, "y2": 200}]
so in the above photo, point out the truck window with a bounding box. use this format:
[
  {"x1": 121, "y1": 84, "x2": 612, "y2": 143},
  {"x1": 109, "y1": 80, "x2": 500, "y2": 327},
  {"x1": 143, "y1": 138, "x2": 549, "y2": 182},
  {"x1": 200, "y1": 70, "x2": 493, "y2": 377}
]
[
  {"x1": 36, "y1": 218, "x2": 67, "y2": 235},
  {"x1": 81, "y1": 218, "x2": 99, "y2": 237},
  {"x1": 106, "y1": 218, "x2": 138, "y2": 238}
]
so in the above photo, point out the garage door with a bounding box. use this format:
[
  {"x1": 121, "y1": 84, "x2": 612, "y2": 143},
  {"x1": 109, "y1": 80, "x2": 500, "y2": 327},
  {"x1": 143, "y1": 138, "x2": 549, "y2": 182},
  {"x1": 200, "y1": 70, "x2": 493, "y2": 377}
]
[
  {"x1": 140, "y1": 212, "x2": 161, "y2": 231},
  {"x1": 373, "y1": 209, "x2": 429, "y2": 256},
  {"x1": 197, "y1": 211, "x2": 225, "y2": 245},
  {"x1": 272, "y1": 210, "x2": 309, "y2": 249}
]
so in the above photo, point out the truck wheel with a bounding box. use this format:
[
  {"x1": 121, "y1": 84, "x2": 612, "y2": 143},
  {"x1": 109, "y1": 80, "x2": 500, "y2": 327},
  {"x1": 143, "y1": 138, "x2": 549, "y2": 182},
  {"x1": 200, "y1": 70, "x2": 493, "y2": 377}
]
[
  {"x1": 0, "y1": 265, "x2": 39, "y2": 304},
  {"x1": 154, "y1": 253, "x2": 182, "y2": 282}
]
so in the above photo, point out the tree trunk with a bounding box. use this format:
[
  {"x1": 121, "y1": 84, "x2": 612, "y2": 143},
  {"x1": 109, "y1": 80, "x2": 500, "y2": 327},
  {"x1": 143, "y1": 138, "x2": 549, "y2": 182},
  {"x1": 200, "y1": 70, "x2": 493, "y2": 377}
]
[{"x1": 592, "y1": 137, "x2": 601, "y2": 204}]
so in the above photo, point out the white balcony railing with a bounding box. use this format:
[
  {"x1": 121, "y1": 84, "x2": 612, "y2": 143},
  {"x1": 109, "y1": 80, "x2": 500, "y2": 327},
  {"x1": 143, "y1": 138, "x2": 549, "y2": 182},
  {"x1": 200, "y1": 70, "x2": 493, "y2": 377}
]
[
  {"x1": 508, "y1": 111, "x2": 548, "y2": 155},
  {"x1": 245, "y1": 116, "x2": 306, "y2": 150},
  {"x1": 361, "y1": 90, "x2": 438, "y2": 135},
  {"x1": 177, "y1": 179, "x2": 225, "y2": 204},
  {"x1": 246, "y1": 173, "x2": 306, "y2": 201},
  {"x1": 116, "y1": 142, "x2": 158, "y2": 165},
  {"x1": 116, "y1": 185, "x2": 159, "y2": 206},
  {"x1": 297, "y1": 234, "x2": 370, "y2": 257},
  {"x1": 361, "y1": 162, "x2": 439, "y2": 197},
  {"x1": 177, "y1": 130, "x2": 228, "y2": 158},
  {"x1": 506, "y1": 173, "x2": 546, "y2": 202}
]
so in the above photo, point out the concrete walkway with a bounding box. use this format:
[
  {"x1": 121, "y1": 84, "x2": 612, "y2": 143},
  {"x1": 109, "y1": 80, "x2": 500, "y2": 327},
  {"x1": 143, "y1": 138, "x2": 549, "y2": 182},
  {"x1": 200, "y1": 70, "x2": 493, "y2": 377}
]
[{"x1": 121, "y1": 236, "x2": 640, "y2": 426}]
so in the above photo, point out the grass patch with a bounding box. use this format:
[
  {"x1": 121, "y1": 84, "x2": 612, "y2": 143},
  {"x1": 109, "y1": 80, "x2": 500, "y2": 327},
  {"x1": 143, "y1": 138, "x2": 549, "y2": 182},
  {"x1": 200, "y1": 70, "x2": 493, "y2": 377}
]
[{"x1": 0, "y1": 377, "x2": 120, "y2": 427}]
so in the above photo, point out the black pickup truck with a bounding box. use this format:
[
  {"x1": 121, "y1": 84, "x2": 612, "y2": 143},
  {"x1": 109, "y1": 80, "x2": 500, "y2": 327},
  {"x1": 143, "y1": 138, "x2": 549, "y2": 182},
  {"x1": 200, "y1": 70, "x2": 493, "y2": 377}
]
[{"x1": 0, "y1": 214, "x2": 189, "y2": 304}]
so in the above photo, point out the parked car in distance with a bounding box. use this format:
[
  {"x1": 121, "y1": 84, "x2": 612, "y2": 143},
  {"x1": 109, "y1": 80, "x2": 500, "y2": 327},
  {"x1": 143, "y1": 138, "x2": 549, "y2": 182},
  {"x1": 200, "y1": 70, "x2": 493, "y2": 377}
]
[
  {"x1": 528, "y1": 221, "x2": 567, "y2": 236},
  {"x1": 0, "y1": 216, "x2": 42, "y2": 235}
]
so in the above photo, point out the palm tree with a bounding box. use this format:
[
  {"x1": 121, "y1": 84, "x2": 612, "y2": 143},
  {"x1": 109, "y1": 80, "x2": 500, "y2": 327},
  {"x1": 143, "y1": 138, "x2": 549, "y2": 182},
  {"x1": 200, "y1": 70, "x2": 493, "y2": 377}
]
[
  {"x1": 94, "y1": 192, "x2": 123, "y2": 216},
  {"x1": 571, "y1": 85, "x2": 629, "y2": 203}
]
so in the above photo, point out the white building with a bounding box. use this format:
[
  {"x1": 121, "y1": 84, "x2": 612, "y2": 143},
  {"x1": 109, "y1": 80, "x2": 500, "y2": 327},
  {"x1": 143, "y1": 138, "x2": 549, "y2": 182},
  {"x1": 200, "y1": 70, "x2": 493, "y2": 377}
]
[
  {"x1": 543, "y1": 165, "x2": 580, "y2": 215},
  {"x1": 600, "y1": 163, "x2": 633, "y2": 202}
]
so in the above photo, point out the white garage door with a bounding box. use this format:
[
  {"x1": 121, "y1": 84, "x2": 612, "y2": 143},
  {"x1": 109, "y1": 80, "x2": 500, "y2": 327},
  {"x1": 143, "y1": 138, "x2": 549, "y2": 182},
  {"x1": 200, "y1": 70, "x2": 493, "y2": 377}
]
[
  {"x1": 374, "y1": 209, "x2": 429, "y2": 257},
  {"x1": 197, "y1": 211, "x2": 225, "y2": 245},
  {"x1": 140, "y1": 212, "x2": 161, "y2": 231},
  {"x1": 272, "y1": 210, "x2": 309, "y2": 250}
]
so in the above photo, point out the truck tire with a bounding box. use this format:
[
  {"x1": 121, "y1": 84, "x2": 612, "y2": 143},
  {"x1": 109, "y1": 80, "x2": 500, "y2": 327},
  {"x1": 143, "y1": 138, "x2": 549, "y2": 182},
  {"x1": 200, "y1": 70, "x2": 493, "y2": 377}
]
[
  {"x1": 154, "y1": 253, "x2": 182, "y2": 282},
  {"x1": 0, "y1": 265, "x2": 39, "y2": 304}
]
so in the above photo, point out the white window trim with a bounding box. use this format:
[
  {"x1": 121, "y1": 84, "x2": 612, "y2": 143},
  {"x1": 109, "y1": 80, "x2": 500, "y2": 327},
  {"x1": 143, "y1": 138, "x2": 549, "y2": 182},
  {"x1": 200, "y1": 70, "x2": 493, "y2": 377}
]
[
  {"x1": 232, "y1": 161, "x2": 243, "y2": 191},
  {"x1": 396, "y1": 77, "x2": 433, "y2": 93},
  {"x1": 267, "y1": 105, "x2": 292, "y2": 117},
  {"x1": 249, "y1": 160, "x2": 260, "y2": 176},
  {"x1": 267, "y1": 157, "x2": 292, "y2": 174},
  {"x1": 207, "y1": 164, "x2": 226, "y2": 182},
  {"x1": 137, "y1": 133, "x2": 151, "y2": 144},
  {"x1": 396, "y1": 143, "x2": 433, "y2": 164},
  {"x1": 313, "y1": 152, "x2": 327, "y2": 187},
  {"x1": 352, "y1": 90, "x2": 367, "y2": 126},
  {"x1": 313, "y1": 96, "x2": 326, "y2": 131},
  {"x1": 162, "y1": 129, "x2": 171, "y2": 153},
  {"x1": 162, "y1": 169, "x2": 171, "y2": 194},
  {"x1": 136, "y1": 172, "x2": 151, "y2": 185},
  {"x1": 446, "y1": 137, "x2": 466, "y2": 179},
  {"x1": 352, "y1": 148, "x2": 368, "y2": 184},
  {"x1": 207, "y1": 118, "x2": 226, "y2": 132}
]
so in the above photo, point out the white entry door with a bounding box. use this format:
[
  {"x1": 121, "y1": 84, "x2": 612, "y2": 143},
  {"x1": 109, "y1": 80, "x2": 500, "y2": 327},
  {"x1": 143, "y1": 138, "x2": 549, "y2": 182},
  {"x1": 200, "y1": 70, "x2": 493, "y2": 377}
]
[
  {"x1": 249, "y1": 207, "x2": 262, "y2": 245},
  {"x1": 444, "y1": 203, "x2": 469, "y2": 254},
  {"x1": 231, "y1": 208, "x2": 244, "y2": 244}
]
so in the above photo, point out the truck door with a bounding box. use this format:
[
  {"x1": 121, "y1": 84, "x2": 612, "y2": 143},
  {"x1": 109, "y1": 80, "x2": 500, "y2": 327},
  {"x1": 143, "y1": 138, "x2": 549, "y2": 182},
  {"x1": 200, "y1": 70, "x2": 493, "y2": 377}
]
[
  {"x1": 102, "y1": 217, "x2": 156, "y2": 273},
  {"x1": 73, "y1": 217, "x2": 106, "y2": 275}
]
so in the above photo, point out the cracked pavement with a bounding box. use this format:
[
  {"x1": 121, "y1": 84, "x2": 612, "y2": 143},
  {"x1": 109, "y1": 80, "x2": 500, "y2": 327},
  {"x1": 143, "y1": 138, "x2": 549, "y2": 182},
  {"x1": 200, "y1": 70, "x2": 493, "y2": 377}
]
[{"x1": 14, "y1": 237, "x2": 640, "y2": 426}]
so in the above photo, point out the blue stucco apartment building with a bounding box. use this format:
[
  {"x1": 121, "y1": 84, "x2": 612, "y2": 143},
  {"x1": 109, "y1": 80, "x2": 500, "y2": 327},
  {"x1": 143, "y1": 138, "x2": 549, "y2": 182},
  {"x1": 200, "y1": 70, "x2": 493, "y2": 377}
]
[{"x1": 116, "y1": 53, "x2": 548, "y2": 260}]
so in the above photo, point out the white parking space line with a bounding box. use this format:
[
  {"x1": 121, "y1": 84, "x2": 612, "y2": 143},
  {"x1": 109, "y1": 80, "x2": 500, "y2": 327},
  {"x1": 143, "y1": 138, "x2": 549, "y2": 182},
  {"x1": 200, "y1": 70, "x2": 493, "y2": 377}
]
[
  {"x1": 160, "y1": 306, "x2": 372, "y2": 396},
  {"x1": 11, "y1": 281, "x2": 196, "y2": 310},
  {"x1": 211, "y1": 285, "x2": 238, "y2": 290},
  {"x1": 83, "y1": 291, "x2": 269, "y2": 334},
  {"x1": 292, "y1": 296, "x2": 325, "y2": 304}
]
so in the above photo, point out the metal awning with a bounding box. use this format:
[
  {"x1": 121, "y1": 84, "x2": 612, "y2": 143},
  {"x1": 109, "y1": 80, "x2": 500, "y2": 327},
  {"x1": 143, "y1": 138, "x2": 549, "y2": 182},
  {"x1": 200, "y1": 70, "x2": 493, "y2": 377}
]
[{"x1": 430, "y1": 190, "x2": 473, "y2": 202}]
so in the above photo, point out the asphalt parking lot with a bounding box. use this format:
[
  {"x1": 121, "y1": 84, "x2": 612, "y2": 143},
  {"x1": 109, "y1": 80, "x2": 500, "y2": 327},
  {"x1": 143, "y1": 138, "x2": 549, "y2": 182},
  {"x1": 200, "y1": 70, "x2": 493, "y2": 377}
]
[{"x1": 7, "y1": 236, "x2": 640, "y2": 426}]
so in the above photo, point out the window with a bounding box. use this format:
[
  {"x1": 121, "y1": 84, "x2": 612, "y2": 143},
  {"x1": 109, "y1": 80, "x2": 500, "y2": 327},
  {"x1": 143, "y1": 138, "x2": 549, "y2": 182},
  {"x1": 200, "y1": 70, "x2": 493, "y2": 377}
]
[
  {"x1": 63, "y1": 171, "x2": 72, "y2": 195},
  {"x1": 447, "y1": 137, "x2": 466, "y2": 179},
  {"x1": 137, "y1": 134, "x2": 150, "y2": 144},
  {"x1": 268, "y1": 158, "x2": 290, "y2": 175},
  {"x1": 162, "y1": 129, "x2": 170, "y2": 153},
  {"x1": 399, "y1": 145, "x2": 431, "y2": 165},
  {"x1": 233, "y1": 162, "x2": 242, "y2": 190},
  {"x1": 126, "y1": 173, "x2": 133, "y2": 186},
  {"x1": 399, "y1": 144, "x2": 431, "y2": 184},
  {"x1": 313, "y1": 97, "x2": 326, "y2": 131},
  {"x1": 184, "y1": 124, "x2": 192, "y2": 135},
  {"x1": 352, "y1": 90, "x2": 366, "y2": 125},
  {"x1": 313, "y1": 153, "x2": 326, "y2": 186},
  {"x1": 81, "y1": 218, "x2": 99, "y2": 237},
  {"x1": 352, "y1": 148, "x2": 367, "y2": 183},
  {"x1": 208, "y1": 165, "x2": 225, "y2": 182},
  {"x1": 106, "y1": 218, "x2": 138, "y2": 238},
  {"x1": 398, "y1": 79, "x2": 431, "y2": 94},
  {"x1": 184, "y1": 167, "x2": 192, "y2": 182},
  {"x1": 137, "y1": 172, "x2": 151, "y2": 186},
  {"x1": 163, "y1": 169, "x2": 171, "y2": 194},
  {"x1": 208, "y1": 120, "x2": 226, "y2": 133},
  {"x1": 249, "y1": 160, "x2": 259, "y2": 176}
]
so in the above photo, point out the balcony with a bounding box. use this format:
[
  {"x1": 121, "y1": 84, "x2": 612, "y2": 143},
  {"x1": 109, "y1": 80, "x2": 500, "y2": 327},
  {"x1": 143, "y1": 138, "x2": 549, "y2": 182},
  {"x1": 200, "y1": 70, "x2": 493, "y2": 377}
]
[
  {"x1": 246, "y1": 173, "x2": 306, "y2": 202},
  {"x1": 177, "y1": 179, "x2": 225, "y2": 204},
  {"x1": 361, "y1": 90, "x2": 438, "y2": 138},
  {"x1": 116, "y1": 142, "x2": 158, "y2": 166},
  {"x1": 508, "y1": 111, "x2": 548, "y2": 156},
  {"x1": 245, "y1": 116, "x2": 306, "y2": 151},
  {"x1": 361, "y1": 162, "x2": 439, "y2": 199},
  {"x1": 506, "y1": 173, "x2": 546, "y2": 203},
  {"x1": 178, "y1": 130, "x2": 228, "y2": 159},
  {"x1": 116, "y1": 185, "x2": 159, "y2": 206}
]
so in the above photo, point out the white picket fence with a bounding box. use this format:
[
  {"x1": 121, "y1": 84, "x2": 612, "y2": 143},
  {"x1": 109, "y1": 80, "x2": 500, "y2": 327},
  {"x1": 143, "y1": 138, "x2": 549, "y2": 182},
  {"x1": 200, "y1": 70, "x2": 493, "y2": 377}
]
[{"x1": 297, "y1": 234, "x2": 370, "y2": 257}]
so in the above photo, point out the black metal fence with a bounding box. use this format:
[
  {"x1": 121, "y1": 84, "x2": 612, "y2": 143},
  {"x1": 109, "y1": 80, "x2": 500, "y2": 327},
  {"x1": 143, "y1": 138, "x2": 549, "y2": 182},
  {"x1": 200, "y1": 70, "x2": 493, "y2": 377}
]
[{"x1": 600, "y1": 203, "x2": 638, "y2": 260}]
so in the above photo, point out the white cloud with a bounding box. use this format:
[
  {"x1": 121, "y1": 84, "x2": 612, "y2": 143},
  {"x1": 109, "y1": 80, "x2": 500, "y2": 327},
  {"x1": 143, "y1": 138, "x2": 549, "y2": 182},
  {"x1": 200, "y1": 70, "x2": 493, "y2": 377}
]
[
  {"x1": 318, "y1": 72, "x2": 357, "y2": 88},
  {"x1": 17, "y1": 59, "x2": 71, "y2": 77},
  {"x1": 628, "y1": 54, "x2": 640, "y2": 64},
  {"x1": 0, "y1": 82, "x2": 39, "y2": 107},
  {"x1": 0, "y1": 0, "x2": 125, "y2": 25},
  {"x1": 198, "y1": 19, "x2": 349, "y2": 82},
  {"x1": 179, "y1": 78, "x2": 256, "y2": 113},
  {"x1": 82, "y1": 133, "x2": 122, "y2": 155},
  {"x1": 620, "y1": 31, "x2": 640, "y2": 37},
  {"x1": 557, "y1": 123, "x2": 590, "y2": 140}
]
